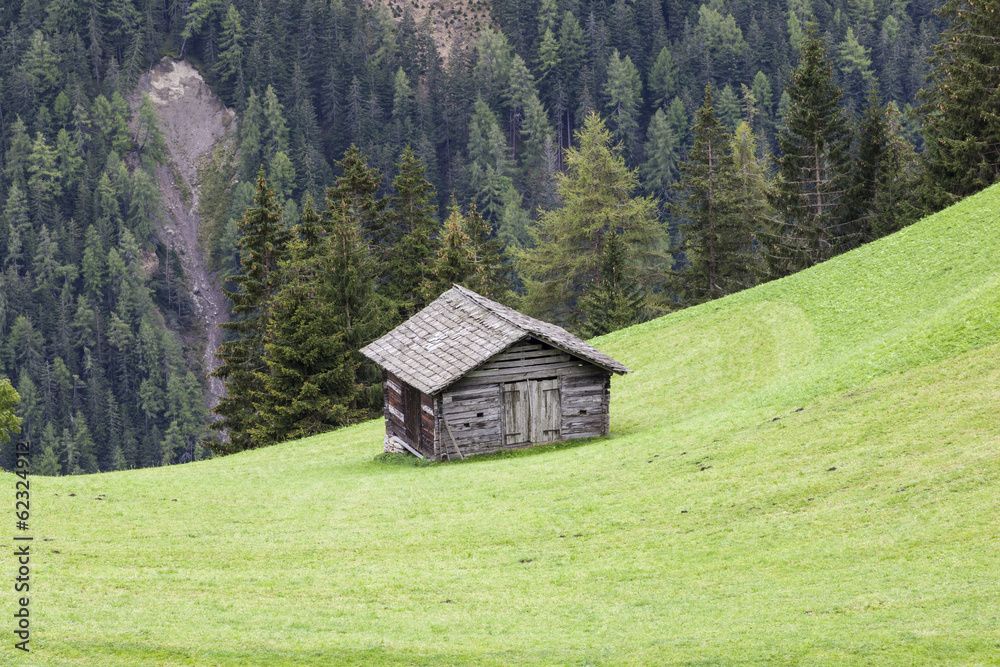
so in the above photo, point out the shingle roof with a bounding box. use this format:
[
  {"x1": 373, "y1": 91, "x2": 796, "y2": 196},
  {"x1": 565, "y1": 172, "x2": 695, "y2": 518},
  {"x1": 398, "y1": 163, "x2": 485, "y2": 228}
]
[{"x1": 360, "y1": 285, "x2": 631, "y2": 395}]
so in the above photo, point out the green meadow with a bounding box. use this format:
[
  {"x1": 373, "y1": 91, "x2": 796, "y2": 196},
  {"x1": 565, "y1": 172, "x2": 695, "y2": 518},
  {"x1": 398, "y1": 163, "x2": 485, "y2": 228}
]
[{"x1": 7, "y1": 185, "x2": 1000, "y2": 665}]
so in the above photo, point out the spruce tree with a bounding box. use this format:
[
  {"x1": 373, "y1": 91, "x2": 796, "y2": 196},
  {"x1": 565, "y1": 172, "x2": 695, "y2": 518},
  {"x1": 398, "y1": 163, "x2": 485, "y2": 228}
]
[
  {"x1": 462, "y1": 202, "x2": 513, "y2": 303},
  {"x1": 323, "y1": 193, "x2": 390, "y2": 417},
  {"x1": 210, "y1": 172, "x2": 291, "y2": 453},
  {"x1": 249, "y1": 199, "x2": 358, "y2": 445},
  {"x1": 604, "y1": 49, "x2": 643, "y2": 161},
  {"x1": 643, "y1": 108, "x2": 681, "y2": 208},
  {"x1": 385, "y1": 147, "x2": 439, "y2": 319},
  {"x1": 844, "y1": 89, "x2": 918, "y2": 243},
  {"x1": 917, "y1": 0, "x2": 1000, "y2": 208},
  {"x1": 430, "y1": 197, "x2": 475, "y2": 298},
  {"x1": 729, "y1": 121, "x2": 772, "y2": 287},
  {"x1": 580, "y1": 230, "x2": 646, "y2": 337},
  {"x1": 768, "y1": 24, "x2": 853, "y2": 279},
  {"x1": 329, "y1": 145, "x2": 386, "y2": 248},
  {"x1": 675, "y1": 85, "x2": 746, "y2": 303}
]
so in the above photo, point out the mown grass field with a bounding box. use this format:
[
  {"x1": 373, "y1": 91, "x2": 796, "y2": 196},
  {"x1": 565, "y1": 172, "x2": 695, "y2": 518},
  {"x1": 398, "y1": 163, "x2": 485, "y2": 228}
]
[{"x1": 6, "y1": 185, "x2": 1000, "y2": 665}]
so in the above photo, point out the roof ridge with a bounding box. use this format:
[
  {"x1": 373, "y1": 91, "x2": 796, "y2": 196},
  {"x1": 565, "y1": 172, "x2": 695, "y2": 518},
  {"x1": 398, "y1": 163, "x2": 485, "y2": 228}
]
[{"x1": 451, "y1": 284, "x2": 527, "y2": 333}]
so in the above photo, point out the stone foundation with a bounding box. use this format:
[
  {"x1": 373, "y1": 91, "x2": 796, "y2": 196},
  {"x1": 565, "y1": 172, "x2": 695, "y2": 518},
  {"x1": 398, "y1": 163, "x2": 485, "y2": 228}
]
[{"x1": 383, "y1": 434, "x2": 408, "y2": 455}]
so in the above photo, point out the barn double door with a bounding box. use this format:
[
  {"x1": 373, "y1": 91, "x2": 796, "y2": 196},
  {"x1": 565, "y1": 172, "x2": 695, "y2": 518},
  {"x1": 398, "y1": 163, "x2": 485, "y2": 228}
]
[{"x1": 502, "y1": 379, "x2": 561, "y2": 446}]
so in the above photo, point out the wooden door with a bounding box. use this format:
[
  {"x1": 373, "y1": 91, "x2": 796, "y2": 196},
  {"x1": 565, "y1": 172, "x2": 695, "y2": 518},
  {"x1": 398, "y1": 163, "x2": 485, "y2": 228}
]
[
  {"x1": 502, "y1": 379, "x2": 562, "y2": 446},
  {"x1": 502, "y1": 381, "x2": 529, "y2": 446},
  {"x1": 530, "y1": 379, "x2": 561, "y2": 443}
]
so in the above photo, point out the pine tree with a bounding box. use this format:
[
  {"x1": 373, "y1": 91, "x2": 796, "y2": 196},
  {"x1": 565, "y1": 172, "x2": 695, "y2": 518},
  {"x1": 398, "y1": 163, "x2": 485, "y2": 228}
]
[
  {"x1": 580, "y1": 230, "x2": 646, "y2": 337},
  {"x1": 729, "y1": 121, "x2": 773, "y2": 287},
  {"x1": 642, "y1": 108, "x2": 681, "y2": 207},
  {"x1": 210, "y1": 172, "x2": 291, "y2": 453},
  {"x1": 649, "y1": 46, "x2": 679, "y2": 110},
  {"x1": 604, "y1": 49, "x2": 643, "y2": 161},
  {"x1": 385, "y1": 147, "x2": 439, "y2": 318},
  {"x1": 249, "y1": 199, "x2": 355, "y2": 445},
  {"x1": 322, "y1": 192, "x2": 389, "y2": 416},
  {"x1": 768, "y1": 24, "x2": 853, "y2": 278},
  {"x1": 462, "y1": 201, "x2": 512, "y2": 303},
  {"x1": 520, "y1": 113, "x2": 663, "y2": 330},
  {"x1": 430, "y1": 197, "x2": 475, "y2": 298},
  {"x1": 329, "y1": 145, "x2": 386, "y2": 247},
  {"x1": 675, "y1": 85, "x2": 747, "y2": 304},
  {"x1": 917, "y1": 0, "x2": 1000, "y2": 208},
  {"x1": 215, "y1": 4, "x2": 246, "y2": 102},
  {"x1": 844, "y1": 89, "x2": 918, "y2": 243}
]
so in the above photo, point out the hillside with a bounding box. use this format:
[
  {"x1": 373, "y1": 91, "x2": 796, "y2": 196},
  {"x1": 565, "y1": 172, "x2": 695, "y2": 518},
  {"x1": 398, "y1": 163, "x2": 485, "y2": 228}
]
[
  {"x1": 383, "y1": 0, "x2": 491, "y2": 60},
  {"x1": 15, "y1": 185, "x2": 1000, "y2": 664},
  {"x1": 0, "y1": 0, "x2": 953, "y2": 473}
]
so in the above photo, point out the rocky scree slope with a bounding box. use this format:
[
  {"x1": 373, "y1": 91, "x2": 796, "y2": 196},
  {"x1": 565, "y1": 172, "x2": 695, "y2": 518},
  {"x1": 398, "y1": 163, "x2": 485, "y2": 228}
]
[{"x1": 134, "y1": 58, "x2": 235, "y2": 409}]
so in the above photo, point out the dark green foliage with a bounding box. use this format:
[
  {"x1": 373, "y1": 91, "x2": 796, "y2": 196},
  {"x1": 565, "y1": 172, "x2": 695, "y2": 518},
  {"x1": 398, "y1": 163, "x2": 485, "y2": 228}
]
[
  {"x1": 329, "y1": 145, "x2": 387, "y2": 259},
  {"x1": 675, "y1": 85, "x2": 751, "y2": 303},
  {"x1": 248, "y1": 199, "x2": 357, "y2": 446},
  {"x1": 430, "y1": 198, "x2": 514, "y2": 303},
  {"x1": 384, "y1": 147, "x2": 440, "y2": 318},
  {"x1": 580, "y1": 230, "x2": 646, "y2": 337},
  {"x1": 211, "y1": 172, "x2": 292, "y2": 454},
  {"x1": 248, "y1": 187, "x2": 388, "y2": 446},
  {"x1": 0, "y1": 0, "x2": 966, "y2": 464},
  {"x1": 462, "y1": 202, "x2": 514, "y2": 304},
  {"x1": 917, "y1": 0, "x2": 1000, "y2": 208},
  {"x1": 431, "y1": 198, "x2": 476, "y2": 299},
  {"x1": 767, "y1": 25, "x2": 854, "y2": 278},
  {"x1": 843, "y1": 89, "x2": 920, "y2": 243}
]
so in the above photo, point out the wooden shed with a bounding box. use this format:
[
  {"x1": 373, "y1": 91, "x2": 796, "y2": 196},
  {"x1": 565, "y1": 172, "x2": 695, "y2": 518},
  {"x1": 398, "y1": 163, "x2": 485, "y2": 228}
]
[{"x1": 360, "y1": 285, "x2": 630, "y2": 460}]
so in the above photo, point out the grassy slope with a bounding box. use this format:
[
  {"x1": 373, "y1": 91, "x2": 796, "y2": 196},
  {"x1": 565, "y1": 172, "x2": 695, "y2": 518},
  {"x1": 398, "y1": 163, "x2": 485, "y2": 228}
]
[{"x1": 8, "y1": 186, "x2": 1000, "y2": 665}]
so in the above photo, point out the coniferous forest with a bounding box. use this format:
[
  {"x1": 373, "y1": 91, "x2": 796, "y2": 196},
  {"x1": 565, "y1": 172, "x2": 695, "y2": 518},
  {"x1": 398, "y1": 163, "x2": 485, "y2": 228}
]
[{"x1": 2, "y1": 0, "x2": 999, "y2": 470}]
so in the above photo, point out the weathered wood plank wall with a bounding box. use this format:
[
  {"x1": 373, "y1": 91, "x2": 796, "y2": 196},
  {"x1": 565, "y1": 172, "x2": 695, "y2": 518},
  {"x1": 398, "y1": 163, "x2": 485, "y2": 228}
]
[
  {"x1": 560, "y1": 372, "x2": 610, "y2": 438},
  {"x1": 449, "y1": 341, "x2": 592, "y2": 389},
  {"x1": 439, "y1": 384, "x2": 503, "y2": 457},
  {"x1": 384, "y1": 370, "x2": 436, "y2": 457},
  {"x1": 420, "y1": 393, "x2": 435, "y2": 459},
  {"x1": 383, "y1": 371, "x2": 406, "y2": 443}
]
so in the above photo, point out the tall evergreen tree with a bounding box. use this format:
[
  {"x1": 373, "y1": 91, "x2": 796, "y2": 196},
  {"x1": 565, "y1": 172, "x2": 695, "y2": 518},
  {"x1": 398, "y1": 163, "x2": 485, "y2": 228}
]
[
  {"x1": 675, "y1": 85, "x2": 747, "y2": 303},
  {"x1": 211, "y1": 172, "x2": 291, "y2": 453},
  {"x1": 729, "y1": 120, "x2": 773, "y2": 287},
  {"x1": 844, "y1": 89, "x2": 918, "y2": 243},
  {"x1": 580, "y1": 230, "x2": 646, "y2": 337},
  {"x1": 768, "y1": 24, "x2": 853, "y2": 278},
  {"x1": 642, "y1": 108, "x2": 681, "y2": 208},
  {"x1": 604, "y1": 49, "x2": 643, "y2": 161},
  {"x1": 384, "y1": 147, "x2": 439, "y2": 318},
  {"x1": 329, "y1": 145, "x2": 386, "y2": 247},
  {"x1": 430, "y1": 198, "x2": 475, "y2": 298},
  {"x1": 462, "y1": 202, "x2": 512, "y2": 303},
  {"x1": 249, "y1": 198, "x2": 362, "y2": 445},
  {"x1": 917, "y1": 0, "x2": 1000, "y2": 209}
]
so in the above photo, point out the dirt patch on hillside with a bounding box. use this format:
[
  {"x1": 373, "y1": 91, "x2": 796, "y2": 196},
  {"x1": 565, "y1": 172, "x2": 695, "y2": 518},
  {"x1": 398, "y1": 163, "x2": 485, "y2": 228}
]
[
  {"x1": 134, "y1": 58, "x2": 236, "y2": 410},
  {"x1": 384, "y1": 0, "x2": 490, "y2": 60}
]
